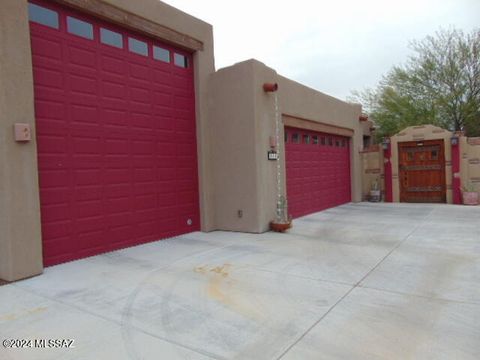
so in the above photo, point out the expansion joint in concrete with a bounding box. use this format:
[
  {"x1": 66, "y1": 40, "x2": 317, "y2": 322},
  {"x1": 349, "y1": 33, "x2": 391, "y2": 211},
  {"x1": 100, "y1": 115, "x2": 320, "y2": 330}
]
[{"x1": 276, "y1": 207, "x2": 435, "y2": 360}]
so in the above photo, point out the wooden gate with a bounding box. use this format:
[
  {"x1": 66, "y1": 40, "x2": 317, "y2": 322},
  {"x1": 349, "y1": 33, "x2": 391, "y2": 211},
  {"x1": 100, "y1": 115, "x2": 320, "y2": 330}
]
[{"x1": 399, "y1": 140, "x2": 446, "y2": 203}]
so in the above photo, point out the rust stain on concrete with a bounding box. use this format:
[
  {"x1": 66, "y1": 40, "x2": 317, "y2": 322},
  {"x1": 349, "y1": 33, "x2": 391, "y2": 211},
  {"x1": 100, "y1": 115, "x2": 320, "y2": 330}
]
[
  {"x1": 0, "y1": 306, "x2": 47, "y2": 321},
  {"x1": 194, "y1": 264, "x2": 263, "y2": 320}
]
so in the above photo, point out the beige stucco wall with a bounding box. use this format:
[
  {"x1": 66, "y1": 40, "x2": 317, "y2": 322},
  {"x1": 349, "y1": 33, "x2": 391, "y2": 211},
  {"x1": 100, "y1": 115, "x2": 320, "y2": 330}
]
[
  {"x1": 390, "y1": 125, "x2": 453, "y2": 203},
  {"x1": 360, "y1": 147, "x2": 384, "y2": 200},
  {"x1": 0, "y1": 0, "x2": 43, "y2": 281},
  {"x1": 208, "y1": 59, "x2": 363, "y2": 233},
  {"x1": 0, "y1": 0, "x2": 215, "y2": 281},
  {"x1": 460, "y1": 137, "x2": 480, "y2": 192},
  {"x1": 360, "y1": 119, "x2": 375, "y2": 138},
  {"x1": 207, "y1": 61, "x2": 264, "y2": 232}
]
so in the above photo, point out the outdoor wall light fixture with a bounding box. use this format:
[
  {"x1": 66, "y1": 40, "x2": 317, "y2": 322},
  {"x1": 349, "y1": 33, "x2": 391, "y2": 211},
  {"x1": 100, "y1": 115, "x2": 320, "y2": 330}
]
[
  {"x1": 451, "y1": 135, "x2": 459, "y2": 146},
  {"x1": 382, "y1": 137, "x2": 391, "y2": 150}
]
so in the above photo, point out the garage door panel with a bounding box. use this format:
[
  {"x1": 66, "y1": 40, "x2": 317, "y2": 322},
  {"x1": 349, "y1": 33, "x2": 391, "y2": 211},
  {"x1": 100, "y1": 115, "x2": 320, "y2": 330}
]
[
  {"x1": 156, "y1": 218, "x2": 179, "y2": 234},
  {"x1": 70, "y1": 103, "x2": 98, "y2": 124},
  {"x1": 153, "y1": 71, "x2": 173, "y2": 86},
  {"x1": 105, "y1": 139, "x2": 129, "y2": 155},
  {"x1": 39, "y1": 188, "x2": 70, "y2": 205},
  {"x1": 31, "y1": 0, "x2": 199, "y2": 266},
  {"x1": 42, "y1": 220, "x2": 72, "y2": 240},
  {"x1": 72, "y1": 170, "x2": 100, "y2": 187},
  {"x1": 69, "y1": 74, "x2": 97, "y2": 96},
  {"x1": 42, "y1": 237, "x2": 74, "y2": 261},
  {"x1": 154, "y1": 104, "x2": 175, "y2": 115},
  {"x1": 34, "y1": 99, "x2": 66, "y2": 122},
  {"x1": 75, "y1": 200, "x2": 103, "y2": 218},
  {"x1": 101, "y1": 54, "x2": 125, "y2": 75},
  {"x1": 77, "y1": 232, "x2": 105, "y2": 254},
  {"x1": 107, "y1": 211, "x2": 132, "y2": 225},
  {"x1": 70, "y1": 154, "x2": 102, "y2": 168},
  {"x1": 104, "y1": 116, "x2": 129, "y2": 130},
  {"x1": 105, "y1": 198, "x2": 132, "y2": 214},
  {"x1": 34, "y1": 67, "x2": 64, "y2": 90},
  {"x1": 36, "y1": 134, "x2": 68, "y2": 154},
  {"x1": 177, "y1": 190, "x2": 197, "y2": 203},
  {"x1": 102, "y1": 81, "x2": 127, "y2": 100},
  {"x1": 41, "y1": 203, "x2": 72, "y2": 222},
  {"x1": 131, "y1": 113, "x2": 154, "y2": 129},
  {"x1": 130, "y1": 86, "x2": 151, "y2": 103},
  {"x1": 132, "y1": 139, "x2": 155, "y2": 154},
  {"x1": 67, "y1": 44, "x2": 96, "y2": 69},
  {"x1": 131, "y1": 157, "x2": 155, "y2": 169},
  {"x1": 108, "y1": 226, "x2": 133, "y2": 245},
  {"x1": 39, "y1": 169, "x2": 69, "y2": 188},
  {"x1": 129, "y1": 62, "x2": 150, "y2": 82},
  {"x1": 71, "y1": 134, "x2": 101, "y2": 153},
  {"x1": 285, "y1": 126, "x2": 351, "y2": 218},
  {"x1": 172, "y1": 74, "x2": 193, "y2": 88},
  {"x1": 132, "y1": 168, "x2": 154, "y2": 182},
  {"x1": 136, "y1": 221, "x2": 156, "y2": 238},
  {"x1": 104, "y1": 185, "x2": 130, "y2": 199},
  {"x1": 158, "y1": 192, "x2": 177, "y2": 205},
  {"x1": 174, "y1": 119, "x2": 193, "y2": 132},
  {"x1": 30, "y1": 33, "x2": 62, "y2": 60},
  {"x1": 104, "y1": 157, "x2": 129, "y2": 171},
  {"x1": 31, "y1": 56, "x2": 64, "y2": 78},
  {"x1": 75, "y1": 211, "x2": 105, "y2": 232},
  {"x1": 155, "y1": 118, "x2": 175, "y2": 131},
  {"x1": 153, "y1": 91, "x2": 173, "y2": 106},
  {"x1": 129, "y1": 103, "x2": 152, "y2": 117},
  {"x1": 134, "y1": 196, "x2": 156, "y2": 212},
  {"x1": 72, "y1": 186, "x2": 102, "y2": 203}
]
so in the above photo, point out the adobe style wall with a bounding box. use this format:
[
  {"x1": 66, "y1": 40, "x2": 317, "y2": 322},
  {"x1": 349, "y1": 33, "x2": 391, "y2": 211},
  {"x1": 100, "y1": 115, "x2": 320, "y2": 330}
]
[
  {"x1": 0, "y1": 0, "x2": 43, "y2": 282},
  {"x1": 460, "y1": 137, "x2": 480, "y2": 192},
  {"x1": 206, "y1": 61, "x2": 265, "y2": 232},
  {"x1": 365, "y1": 125, "x2": 480, "y2": 205},
  {"x1": 360, "y1": 146, "x2": 384, "y2": 200},
  {"x1": 0, "y1": 0, "x2": 215, "y2": 282},
  {"x1": 208, "y1": 59, "x2": 363, "y2": 233},
  {"x1": 278, "y1": 75, "x2": 364, "y2": 205}
]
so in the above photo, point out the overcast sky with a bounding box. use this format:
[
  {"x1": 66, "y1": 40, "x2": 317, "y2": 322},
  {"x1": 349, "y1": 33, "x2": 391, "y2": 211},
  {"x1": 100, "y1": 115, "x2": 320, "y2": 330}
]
[{"x1": 162, "y1": 0, "x2": 479, "y2": 101}]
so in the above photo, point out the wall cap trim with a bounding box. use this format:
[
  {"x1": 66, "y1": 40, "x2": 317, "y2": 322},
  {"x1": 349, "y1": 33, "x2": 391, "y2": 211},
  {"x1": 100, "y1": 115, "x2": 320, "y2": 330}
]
[{"x1": 282, "y1": 114, "x2": 354, "y2": 137}]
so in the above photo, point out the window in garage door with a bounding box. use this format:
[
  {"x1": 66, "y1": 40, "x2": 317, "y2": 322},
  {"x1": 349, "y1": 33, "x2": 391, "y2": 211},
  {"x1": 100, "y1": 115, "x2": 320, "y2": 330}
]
[
  {"x1": 285, "y1": 126, "x2": 351, "y2": 218},
  {"x1": 29, "y1": 0, "x2": 199, "y2": 266}
]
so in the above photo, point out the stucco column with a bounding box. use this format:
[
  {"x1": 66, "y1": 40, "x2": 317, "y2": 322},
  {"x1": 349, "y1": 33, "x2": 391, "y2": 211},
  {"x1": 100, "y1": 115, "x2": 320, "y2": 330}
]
[{"x1": 0, "y1": 0, "x2": 43, "y2": 281}]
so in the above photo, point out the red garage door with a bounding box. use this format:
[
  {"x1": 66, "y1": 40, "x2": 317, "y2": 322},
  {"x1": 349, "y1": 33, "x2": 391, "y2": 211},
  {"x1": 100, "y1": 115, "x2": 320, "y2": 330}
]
[
  {"x1": 29, "y1": 1, "x2": 199, "y2": 266},
  {"x1": 285, "y1": 127, "x2": 351, "y2": 218}
]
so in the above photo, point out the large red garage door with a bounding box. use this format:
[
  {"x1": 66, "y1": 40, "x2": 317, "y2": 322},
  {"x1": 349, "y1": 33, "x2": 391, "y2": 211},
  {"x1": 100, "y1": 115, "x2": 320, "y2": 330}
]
[
  {"x1": 285, "y1": 126, "x2": 351, "y2": 218},
  {"x1": 29, "y1": 1, "x2": 199, "y2": 266}
]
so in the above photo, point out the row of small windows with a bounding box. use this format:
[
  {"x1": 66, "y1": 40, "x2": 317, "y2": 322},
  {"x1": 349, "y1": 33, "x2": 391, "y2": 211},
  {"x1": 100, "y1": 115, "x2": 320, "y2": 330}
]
[
  {"x1": 286, "y1": 133, "x2": 347, "y2": 147},
  {"x1": 28, "y1": 3, "x2": 189, "y2": 68}
]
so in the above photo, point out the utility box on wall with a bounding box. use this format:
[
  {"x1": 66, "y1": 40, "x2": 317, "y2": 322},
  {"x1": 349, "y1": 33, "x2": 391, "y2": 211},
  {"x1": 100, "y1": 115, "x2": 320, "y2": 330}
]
[{"x1": 14, "y1": 123, "x2": 32, "y2": 142}]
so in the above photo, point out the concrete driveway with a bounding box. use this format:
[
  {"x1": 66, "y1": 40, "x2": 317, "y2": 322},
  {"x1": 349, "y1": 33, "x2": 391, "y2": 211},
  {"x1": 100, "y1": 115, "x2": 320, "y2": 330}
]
[{"x1": 1, "y1": 203, "x2": 479, "y2": 360}]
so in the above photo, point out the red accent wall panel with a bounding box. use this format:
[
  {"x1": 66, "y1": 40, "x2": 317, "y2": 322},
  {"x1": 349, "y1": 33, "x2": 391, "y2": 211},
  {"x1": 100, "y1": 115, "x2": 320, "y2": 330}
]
[
  {"x1": 285, "y1": 127, "x2": 351, "y2": 218},
  {"x1": 452, "y1": 140, "x2": 461, "y2": 204},
  {"x1": 29, "y1": 0, "x2": 199, "y2": 266},
  {"x1": 384, "y1": 141, "x2": 393, "y2": 202}
]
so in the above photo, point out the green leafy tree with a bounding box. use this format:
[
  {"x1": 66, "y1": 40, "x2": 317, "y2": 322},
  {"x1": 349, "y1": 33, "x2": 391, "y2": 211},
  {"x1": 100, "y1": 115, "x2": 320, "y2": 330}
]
[{"x1": 350, "y1": 28, "x2": 480, "y2": 139}]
